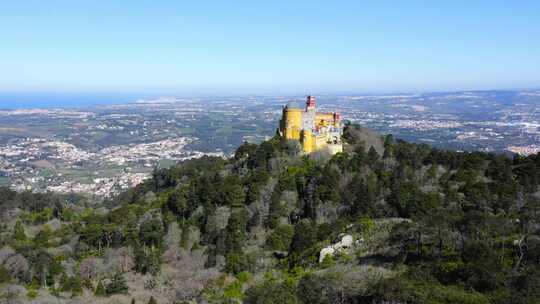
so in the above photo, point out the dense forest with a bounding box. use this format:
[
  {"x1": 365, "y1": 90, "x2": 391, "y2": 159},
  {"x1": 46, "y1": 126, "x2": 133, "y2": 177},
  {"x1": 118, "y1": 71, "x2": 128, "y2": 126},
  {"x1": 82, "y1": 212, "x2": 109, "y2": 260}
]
[{"x1": 0, "y1": 123, "x2": 539, "y2": 303}]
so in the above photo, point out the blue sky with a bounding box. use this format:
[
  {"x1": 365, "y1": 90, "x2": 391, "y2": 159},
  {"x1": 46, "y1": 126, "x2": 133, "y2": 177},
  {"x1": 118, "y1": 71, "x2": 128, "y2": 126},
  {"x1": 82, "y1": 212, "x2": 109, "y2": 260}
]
[{"x1": 1, "y1": 0, "x2": 539, "y2": 95}]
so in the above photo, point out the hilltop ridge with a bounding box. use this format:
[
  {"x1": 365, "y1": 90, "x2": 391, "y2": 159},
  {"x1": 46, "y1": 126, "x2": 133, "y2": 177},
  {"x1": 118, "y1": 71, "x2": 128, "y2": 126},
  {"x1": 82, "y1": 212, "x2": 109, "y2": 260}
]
[{"x1": 0, "y1": 124, "x2": 539, "y2": 303}]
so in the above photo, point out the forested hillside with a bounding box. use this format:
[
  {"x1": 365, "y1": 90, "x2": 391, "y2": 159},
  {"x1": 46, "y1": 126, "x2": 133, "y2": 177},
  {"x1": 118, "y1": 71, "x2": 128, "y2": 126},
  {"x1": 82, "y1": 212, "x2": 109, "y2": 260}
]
[{"x1": 1, "y1": 123, "x2": 539, "y2": 303}]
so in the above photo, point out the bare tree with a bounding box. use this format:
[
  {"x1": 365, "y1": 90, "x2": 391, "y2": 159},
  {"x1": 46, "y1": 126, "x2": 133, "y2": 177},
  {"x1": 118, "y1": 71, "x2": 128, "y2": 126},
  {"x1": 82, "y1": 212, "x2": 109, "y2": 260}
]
[
  {"x1": 79, "y1": 256, "x2": 104, "y2": 280},
  {"x1": 161, "y1": 248, "x2": 220, "y2": 302},
  {"x1": 104, "y1": 247, "x2": 135, "y2": 273},
  {"x1": 0, "y1": 246, "x2": 15, "y2": 264}
]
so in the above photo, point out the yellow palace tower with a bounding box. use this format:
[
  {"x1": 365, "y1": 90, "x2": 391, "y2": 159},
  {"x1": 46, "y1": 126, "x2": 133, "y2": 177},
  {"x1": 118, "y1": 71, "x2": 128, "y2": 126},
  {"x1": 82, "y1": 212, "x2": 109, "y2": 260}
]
[{"x1": 279, "y1": 96, "x2": 343, "y2": 155}]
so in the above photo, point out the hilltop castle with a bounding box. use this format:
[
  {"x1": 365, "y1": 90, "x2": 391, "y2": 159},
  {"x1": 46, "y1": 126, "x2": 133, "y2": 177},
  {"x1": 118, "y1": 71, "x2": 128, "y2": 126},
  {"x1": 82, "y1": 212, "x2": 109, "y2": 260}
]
[{"x1": 279, "y1": 96, "x2": 343, "y2": 154}]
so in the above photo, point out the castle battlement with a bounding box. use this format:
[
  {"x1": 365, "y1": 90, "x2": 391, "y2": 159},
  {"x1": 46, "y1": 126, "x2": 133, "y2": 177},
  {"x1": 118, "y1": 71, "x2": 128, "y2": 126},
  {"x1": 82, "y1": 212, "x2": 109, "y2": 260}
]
[{"x1": 279, "y1": 96, "x2": 343, "y2": 154}]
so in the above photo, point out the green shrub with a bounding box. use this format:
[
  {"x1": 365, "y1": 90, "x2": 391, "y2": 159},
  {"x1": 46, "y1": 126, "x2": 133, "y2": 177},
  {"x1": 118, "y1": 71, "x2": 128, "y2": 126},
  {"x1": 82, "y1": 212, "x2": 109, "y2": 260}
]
[
  {"x1": 320, "y1": 254, "x2": 335, "y2": 268},
  {"x1": 358, "y1": 216, "x2": 375, "y2": 235},
  {"x1": 0, "y1": 265, "x2": 12, "y2": 283},
  {"x1": 373, "y1": 276, "x2": 490, "y2": 304},
  {"x1": 225, "y1": 252, "x2": 254, "y2": 274},
  {"x1": 244, "y1": 280, "x2": 298, "y2": 304},
  {"x1": 266, "y1": 224, "x2": 294, "y2": 251},
  {"x1": 236, "y1": 271, "x2": 251, "y2": 283},
  {"x1": 27, "y1": 289, "x2": 38, "y2": 299},
  {"x1": 223, "y1": 280, "x2": 243, "y2": 300}
]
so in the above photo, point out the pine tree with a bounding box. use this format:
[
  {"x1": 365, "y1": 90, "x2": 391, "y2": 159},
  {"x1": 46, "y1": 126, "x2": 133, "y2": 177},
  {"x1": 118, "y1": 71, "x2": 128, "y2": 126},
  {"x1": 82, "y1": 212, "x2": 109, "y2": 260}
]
[
  {"x1": 95, "y1": 280, "x2": 106, "y2": 296},
  {"x1": 71, "y1": 276, "x2": 83, "y2": 296},
  {"x1": 383, "y1": 134, "x2": 394, "y2": 158},
  {"x1": 367, "y1": 146, "x2": 379, "y2": 164},
  {"x1": 148, "y1": 296, "x2": 157, "y2": 304},
  {"x1": 59, "y1": 273, "x2": 69, "y2": 291},
  {"x1": 13, "y1": 220, "x2": 26, "y2": 242},
  {"x1": 106, "y1": 273, "x2": 128, "y2": 295}
]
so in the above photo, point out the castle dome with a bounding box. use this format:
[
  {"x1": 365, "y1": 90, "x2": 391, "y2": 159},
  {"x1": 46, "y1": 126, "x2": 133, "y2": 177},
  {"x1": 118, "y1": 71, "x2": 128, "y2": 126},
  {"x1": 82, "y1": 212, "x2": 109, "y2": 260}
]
[{"x1": 286, "y1": 101, "x2": 302, "y2": 109}]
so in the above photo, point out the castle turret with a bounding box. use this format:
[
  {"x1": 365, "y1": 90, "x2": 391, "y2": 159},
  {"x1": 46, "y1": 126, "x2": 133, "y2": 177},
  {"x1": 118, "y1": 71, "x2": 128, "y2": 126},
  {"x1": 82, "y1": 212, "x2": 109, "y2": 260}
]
[
  {"x1": 306, "y1": 95, "x2": 316, "y2": 111},
  {"x1": 280, "y1": 101, "x2": 303, "y2": 140}
]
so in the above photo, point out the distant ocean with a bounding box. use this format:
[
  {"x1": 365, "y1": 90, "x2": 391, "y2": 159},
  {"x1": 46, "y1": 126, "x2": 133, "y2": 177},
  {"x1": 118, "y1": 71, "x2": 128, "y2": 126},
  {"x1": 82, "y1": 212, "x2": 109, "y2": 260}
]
[{"x1": 0, "y1": 92, "x2": 156, "y2": 109}]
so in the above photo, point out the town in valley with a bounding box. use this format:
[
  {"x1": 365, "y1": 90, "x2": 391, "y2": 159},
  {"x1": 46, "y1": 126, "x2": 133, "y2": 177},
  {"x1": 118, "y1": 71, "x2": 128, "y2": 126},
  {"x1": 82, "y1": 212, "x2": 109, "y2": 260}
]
[{"x1": 1, "y1": 89, "x2": 540, "y2": 198}]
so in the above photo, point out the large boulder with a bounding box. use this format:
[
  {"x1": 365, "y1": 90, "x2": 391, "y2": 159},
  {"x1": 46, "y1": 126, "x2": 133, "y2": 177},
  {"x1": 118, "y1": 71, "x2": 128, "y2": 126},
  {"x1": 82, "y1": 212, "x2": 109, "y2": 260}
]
[
  {"x1": 45, "y1": 218, "x2": 62, "y2": 231},
  {"x1": 319, "y1": 234, "x2": 355, "y2": 262},
  {"x1": 334, "y1": 234, "x2": 353, "y2": 249},
  {"x1": 319, "y1": 246, "x2": 335, "y2": 263}
]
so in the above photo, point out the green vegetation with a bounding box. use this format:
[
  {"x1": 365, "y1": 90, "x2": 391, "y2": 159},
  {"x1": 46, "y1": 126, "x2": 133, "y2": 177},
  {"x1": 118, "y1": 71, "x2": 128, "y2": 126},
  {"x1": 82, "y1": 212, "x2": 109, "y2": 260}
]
[
  {"x1": 105, "y1": 273, "x2": 129, "y2": 295},
  {"x1": 0, "y1": 123, "x2": 539, "y2": 303}
]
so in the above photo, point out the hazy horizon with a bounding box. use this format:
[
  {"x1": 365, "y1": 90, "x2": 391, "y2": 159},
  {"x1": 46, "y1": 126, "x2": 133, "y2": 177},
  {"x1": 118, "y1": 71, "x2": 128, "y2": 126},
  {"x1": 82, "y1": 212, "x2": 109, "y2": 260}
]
[{"x1": 1, "y1": 86, "x2": 540, "y2": 110}]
